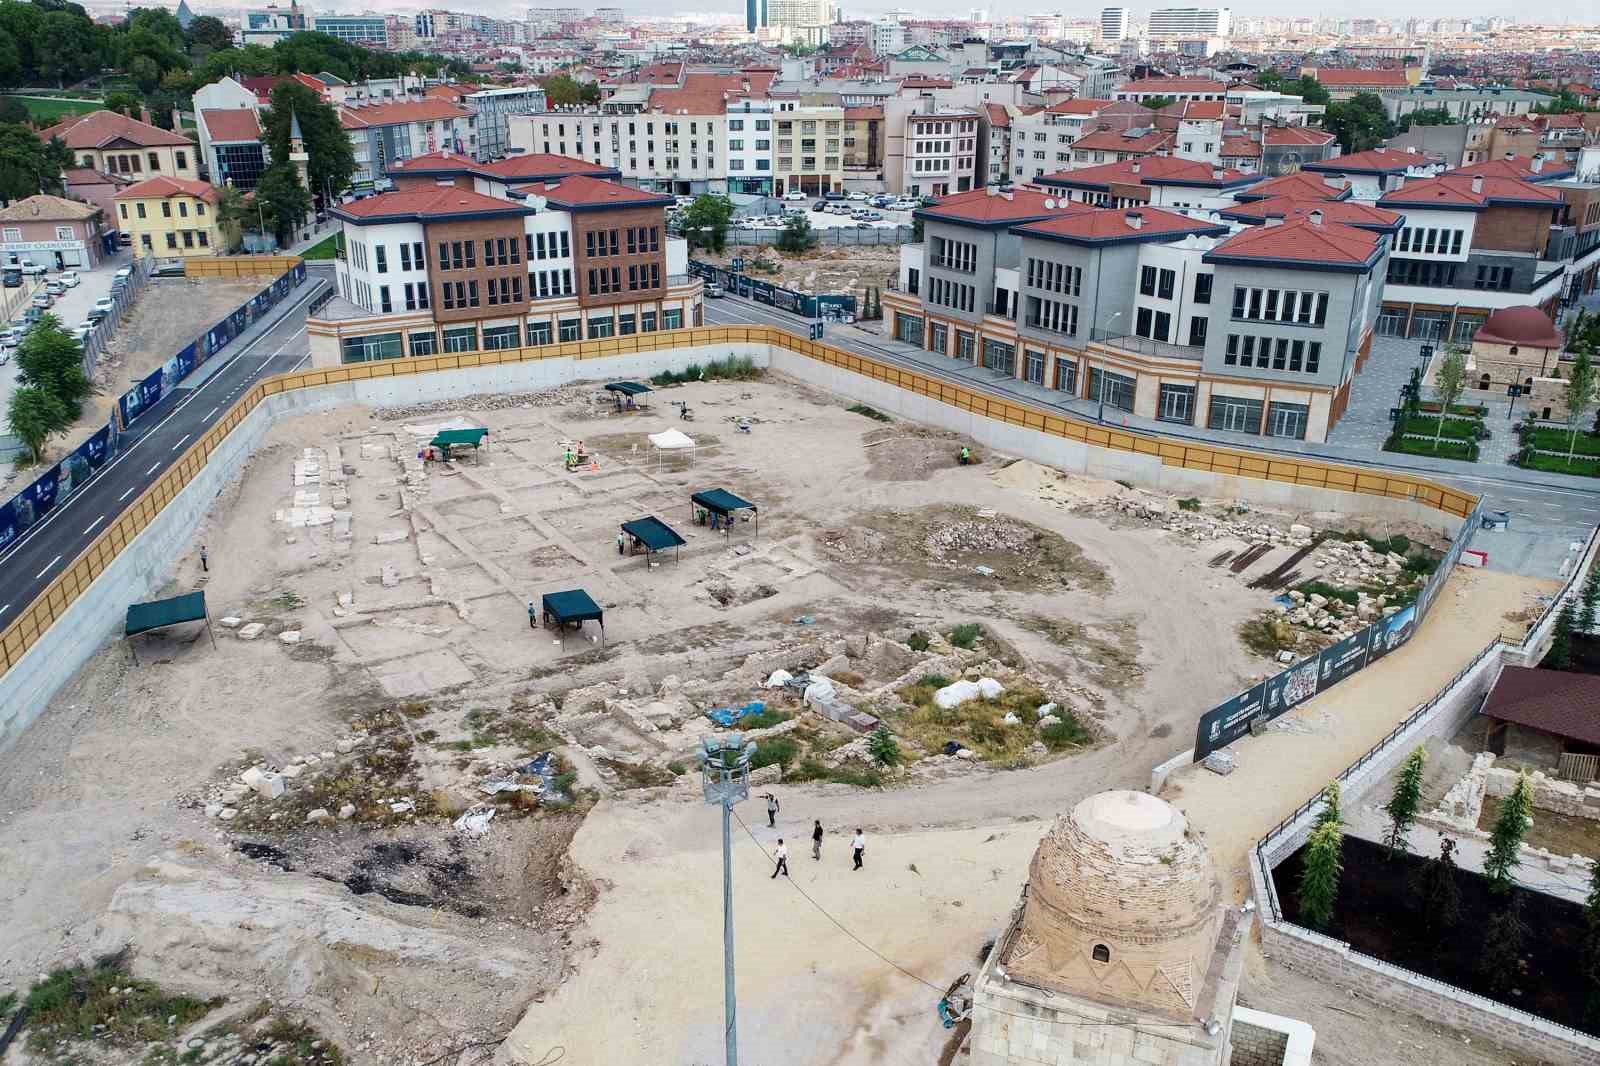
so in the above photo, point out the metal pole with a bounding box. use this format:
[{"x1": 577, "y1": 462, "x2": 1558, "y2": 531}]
[{"x1": 722, "y1": 797, "x2": 738, "y2": 1066}]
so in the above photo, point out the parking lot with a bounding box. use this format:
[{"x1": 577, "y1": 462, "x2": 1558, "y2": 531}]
[{"x1": 736, "y1": 193, "x2": 917, "y2": 231}]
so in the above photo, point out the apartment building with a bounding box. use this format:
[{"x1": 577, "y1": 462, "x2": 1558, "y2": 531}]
[
  {"x1": 843, "y1": 105, "x2": 884, "y2": 176},
  {"x1": 1112, "y1": 77, "x2": 1230, "y2": 104},
  {"x1": 40, "y1": 110, "x2": 198, "y2": 184},
  {"x1": 1375, "y1": 171, "x2": 1568, "y2": 342},
  {"x1": 510, "y1": 110, "x2": 729, "y2": 195},
  {"x1": 466, "y1": 85, "x2": 549, "y2": 162},
  {"x1": 115, "y1": 177, "x2": 234, "y2": 258},
  {"x1": 884, "y1": 186, "x2": 1386, "y2": 442},
  {"x1": 1007, "y1": 100, "x2": 1111, "y2": 184},
  {"x1": 311, "y1": 171, "x2": 700, "y2": 367},
  {"x1": 340, "y1": 99, "x2": 476, "y2": 190},
  {"x1": 1038, "y1": 157, "x2": 1262, "y2": 211},
  {"x1": 899, "y1": 108, "x2": 982, "y2": 198},
  {"x1": 772, "y1": 102, "x2": 845, "y2": 197},
  {"x1": 726, "y1": 98, "x2": 777, "y2": 195},
  {"x1": 1302, "y1": 147, "x2": 1430, "y2": 201}
]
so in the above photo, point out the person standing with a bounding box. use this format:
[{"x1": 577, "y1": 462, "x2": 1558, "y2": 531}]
[
  {"x1": 812, "y1": 819, "x2": 824, "y2": 861},
  {"x1": 765, "y1": 792, "x2": 780, "y2": 828},
  {"x1": 527, "y1": 600, "x2": 538, "y2": 630},
  {"x1": 617, "y1": 531, "x2": 627, "y2": 556},
  {"x1": 851, "y1": 828, "x2": 865, "y2": 870},
  {"x1": 199, "y1": 545, "x2": 208, "y2": 572},
  {"x1": 771, "y1": 839, "x2": 788, "y2": 879}
]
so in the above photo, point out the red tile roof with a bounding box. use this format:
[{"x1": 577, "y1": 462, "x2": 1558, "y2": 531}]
[
  {"x1": 1045, "y1": 98, "x2": 1112, "y2": 115},
  {"x1": 844, "y1": 105, "x2": 882, "y2": 120},
  {"x1": 1307, "y1": 68, "x2": 1411, "y2": 88},
  {"x1": 1182, "y1": 100, "x2": 1225, "y2": 120},
  {"x1": 1040, "y1": 155, "x2": 1256, "y2": 189},
  {"x1": 62, "y1": 167, "x2": 129, "y2": 187},
  {"x1": 1451, "y1": 155, "x2": 1572, "y2": 180},
  {"x1": 1118, "y1": 77, "x2": 1227, "y2": 94},
  {"x1": 1220, "y1": 136, "x2": 1261, "y2": 158},
  {"x1": 917, "y1": 187, "x2": 1087, "y2": 226},
  {"x1": 338, "y1": 99, "x2": 470, "y2": 129},
  {"x1": 1016, "y1": 205, "x2": 1228, "y2": 244},
  {"x1": 333, "y1": 187, "x2": 531, "y2": 223},
  {"x1": 1069, "y1": 128, "x2": 1175, "y2": 154},
  {"x1": 1220, "y1": 196, "x2": 1400, "y2": 230},
  {"x1": 1483, "y1": 665, "x2": 1600, "y2": 747},
  {"x1": 984, "y1": 103, "x2": 1010, "y2": 128},
  {"x1": 483, "y1": 153, "x2": 618, "y2": 181},
  {"x1": 1377, "y1": 173, "x2": 1563, "y2": 210},
  {"x1": 1234, "y1": 170, "x2": 1350, "y2": 201},
  {"x1": 1262, "y1": 125, "x2": 1336, "y2": 148},
  {"x1": 1205, "y1": 216, "x2": 1383, "y2": 268},
  {"x1": 535, "y1": 175, "x2": 673, "y2": 210},
  {"x1": 115, "y1": 176, "x2": 219, "y2": 203},
  {"x1": 200, "y1": 108, "x2": 261, "y2": 142},
  {"x1": 38, "y1": 109, "x2": 191, "y2": 149},
  {"x1": 1304, "y1": 147, "x2": 1426, "y2": 175}
]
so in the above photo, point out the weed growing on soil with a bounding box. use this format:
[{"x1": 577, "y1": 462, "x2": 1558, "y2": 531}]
[
  {"x1": 1296, "y1": 580, "x2": 1360, "y2": 607},
  {"x1": 787, "y1": 760, "x2": 884, "y2": 787},
  {"x1": 1040, "y1": 717, "x2": 1092, "y2": 751},
  {"x1": 738, "y1": 706, "x2": 793, "y2": 730},
  {"x1": 891, "y1": 675, "x2": 1072, "y2": 761},
  {"x1": 1177, "y1": 497, "x2": 1201, "y2": 511},
  {"x1": 848, "y1": 404, "x2": 892, "y2": 422},
  {"x1": 1019, "y1": 615, "x2": 1143, "y2": 693},
  {"x1": 650, "y1": 355, "x2": 760, "y2": 386},
  {"x1": 22, "y1": 959, "x2": 221, "y2": 1053},
  {"x1": 752, "y1": 735, "x2": 800, "y2": 770},
  {"x1": 599, "y1": 758, "x2": 676, "y2": 789},
  {"x1": 906, "y1": 631, "x2": 930, "y2": 652},
  {"x1": 1240, "y1": 614, "x2": 1297, "y2": 657},
  {"x1": 948, "y1": 623, "x2": 982, "y2": 649}
]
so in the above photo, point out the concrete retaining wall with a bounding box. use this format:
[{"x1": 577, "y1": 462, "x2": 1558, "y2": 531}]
[{"x1": 765, "y1": 350, "x2": 1462, "y2": 535}]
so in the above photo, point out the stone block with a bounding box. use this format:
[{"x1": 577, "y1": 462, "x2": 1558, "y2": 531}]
[
  {"x1": 339, "y1": 803, "x2": 357, "y2": 819},
  {"x1": 279, "y1": 763, "x2": 305, "y2": 779},
  {"x1": 237, "y1": 623, "x2": 266, "y2": 641},
  {"x1": 218, "y1": 617, "x2": 243, "y2": 629},
  {"x1": 748, "y1": 763, "x2": 782, "y2": 787},
  {"x1": 279, "y1": 630, "x2": 302, "y2": 645},
  {"x1": 1484, "y1": 767, "x2": 1518, "y2": 798},
  {"x1": 373, "y1": 529, "x2": 408, "y2": 545},
  {"x1": 306, "y1": 808, "x2": 332, "y2": 823},
  {"x1": 381, "y1": 564, "x2": 399, "y2": 588},
  {"x1": 241, "y1": 767, "x2": 285, "y2": 799}
]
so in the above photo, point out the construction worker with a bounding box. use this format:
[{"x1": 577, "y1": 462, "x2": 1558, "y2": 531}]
[
  {"x1": 958, "y1": 446, "x2": 971, "y2": 466},
  {"x1": 199, "y1": 545, "x2": 208, "y2": 572},
  {"x1": 528, "y1": 600, "x2": 538, "y2": 630},
  {"x1": 851, "y1": 828, "x2": 866, "y2": 870},
  {"x1": 812, "y1": 819, "x2": 824, "y2": 861},
  {"x1": 617, "y1": 531, "x2": 627, "y2": 556}
]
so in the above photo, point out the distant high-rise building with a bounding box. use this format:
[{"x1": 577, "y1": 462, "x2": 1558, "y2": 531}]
[
  {"x1": 1099, "y1": 6, "x2": 1128, "y2": 41},
  {"x1": 1147, "y1": 6, "x2": 1230, "y2": 40},
  {"x1": 746, "y1": 0, "x2": 767, "y2": 33}
]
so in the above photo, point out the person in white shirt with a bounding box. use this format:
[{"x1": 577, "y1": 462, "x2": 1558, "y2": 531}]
[
  {"x1": 771, "y1": 839, "x2": 789, "y2": 879},
  {"x1": 851, "y1": 829, "x2": 865, "y2": 870}
]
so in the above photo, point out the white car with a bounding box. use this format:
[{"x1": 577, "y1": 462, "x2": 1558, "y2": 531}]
[
  {"x1": 93, "y1": 296, "x2": 115, "y2": 314},
  {"x1": 891, "y1": 199, "x2": 921, "y2": 211},
  {"x1": 847, "y1": 191, "x2": 868, "y2": 201},
  {"x1": 114, "y1": 266, "x2": 133, "y2": 281},
  {"x1": 782, "y1": 190, "x2": 807, "y2": 201},
  {"x1": 59, "y1": 269, "x2": 80, "y2": 287},
  {"x1": 18, "y1": 260, "x2": 46, "y2": 277}
]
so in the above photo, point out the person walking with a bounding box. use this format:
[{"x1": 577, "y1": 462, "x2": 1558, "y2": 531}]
[
  {"x1": 527, "y1": 600, "x2": 538, "y2": 630},
  {"x1": 771, "y1": 839, "x2": 788, "y2": 879},
  {"x1": 851, "y1": 828, "x2": 865, "y2": 870},
  {"x1": 617, "y1": 531, "x2": 627, "y2": 556},
  {"x1": 811, "y1": 819, "x2": 824, "y2": 861},
  {"x1": 765, "y1": 792, "x2": 780, "y2": 828},
  {"x1": 199, "y1": 546, "x2": 208, "y2": 572}
]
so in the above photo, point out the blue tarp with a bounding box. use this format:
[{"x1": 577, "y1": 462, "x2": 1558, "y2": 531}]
[{"x1": 706, "y1": 701, "x2": 765, "y2": 728}]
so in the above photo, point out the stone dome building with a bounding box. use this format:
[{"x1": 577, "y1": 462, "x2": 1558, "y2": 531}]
[
  {"x1": 1006, "y1": 790, "x2": 1222, "y2": 1016},
  {"x1": 969, "y1": 790, "x2": 1249, "y2": 1066}
]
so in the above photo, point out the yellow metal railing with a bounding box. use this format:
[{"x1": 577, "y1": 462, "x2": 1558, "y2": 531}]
[
  {"x1": 180, "y1": 255, "x2": 306, "y2": 279},
  {"x1": 0, "y1": 323, "x2": 1477, "y2": 676}
]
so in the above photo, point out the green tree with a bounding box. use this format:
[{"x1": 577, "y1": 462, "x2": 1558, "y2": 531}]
[
  {"x1": 128, "y1": 53, "x2": 160, "y2": 93},
  {"x1": 1325, "y1": 92, "x2": 1394, "y2": 152},
  {"x1": 1548, "y1": 601, "x2": 1576, "y2": 670},
  {"x1": 1140, "y1": 95, "x2": 1176, "y2": 110},
  {"x1": 541, "y1": 72, "x2": 583, "y2": 108},
  {"x1": 251, "y1": 161, "x2": 311, "y2": 241},
  {"x1": 103, "y1": 89, "x2": 141, "y2": 117},
  {"x1": 1418, "y1": 837, "x2": 1462, "y2": 935},
  {"x1": 0, "y1": 96, "x2": 27, "y2": 125},
  {"x1": 775, "y1": 213, "x2": 817, "y2": 254},
  {"x1": 680, "y1": 194, "x2": 733, "y2": 253},
  {"x1": 37, "y1": 9, "x2": 102, "y2": 86},
  {"x1": 1432, "y1": 346, "x2": 1466, "y2": 450},
  {"x1": 1295, "y1": 819, "x2": 1343, "y2": 929},
  {"x1": 263, "y1": 80, "x2": 354, "y2": 200},
  {"x1": 0, "y1": 123, "x2": 70, "y2": 200},
  {"x1": 1577, "y1": 569, "x2": 1599, "y2": 638},
  {"x1": 1398, "y1": 107, "x2": 1454, "y2": 131},
  {"x1": 1254, "y1": 69, "x2": 1284, "y2": 91},
  {"x1": 1484, "y1": 773, "x2": 1532, "y2": 894},
  {"x1": 579, "y1": 81, "x2": 600, "y2": 104},
  {"x1": 1478, "y1": 893, "x2": 1528, "y2": 996},
  {"x1": 1317, "y1": 779, "x2": 1342, "y2": 829},
  {"x1": 185, "y1": 14, "x2": 235, "y2": 54},
  {"x1": 15, "y1": 314, "x2": 88, "y2": 419},
  {"x1": 125, "y1": 7, "x2": 187, "y2": 54},
  {"x1": 867, "y1": 724, "x2": 900, "y2": 767},
  {"x1": 1294, "y1": 75, "x2": 1331, "y2": 106},
  {"x1": 6, "y1": 383, "x2": 67, "y2": 464},
  {"x1": 0, "y1": 26, "x2": 23, "y2": 90},
  {"x1": 1565, "y1": 349, "x2": 1597, "y2": 462},
  {"x1": 1383, "y1": 745, "x2": 1426, "y2": 855}
]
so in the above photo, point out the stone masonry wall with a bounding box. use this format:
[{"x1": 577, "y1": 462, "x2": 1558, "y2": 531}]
[{"x1": 1228, "y1": 1020, "x2": 1288, "y2": 1066}]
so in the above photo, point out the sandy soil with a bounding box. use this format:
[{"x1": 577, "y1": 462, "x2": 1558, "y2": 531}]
[{"x1": 699, "y1": 244, "x2": 900, "y2": 298}]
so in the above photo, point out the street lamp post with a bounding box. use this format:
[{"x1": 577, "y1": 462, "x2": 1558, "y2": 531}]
[
  {"x1": 700, "y1": 733, "x2": 756, "y2": 1066},
  {"x1": 1096, "y1": 311, "x2": 1124, "y2": 423}
]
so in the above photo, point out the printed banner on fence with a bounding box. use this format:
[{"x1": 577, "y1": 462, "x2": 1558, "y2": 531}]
[
  {"x1": 0, "y1": 420, "x2": 115, "y2": 551},
  {"x1": 1194, "y1": 681, "x2": 1267, "y2": 761},
  {"x1": 1366, "y1": 604, "x2": 1418, "y2": 664},
  {"x1": 1316, "y1": 628, "x2": 1371, "y2": 690}
]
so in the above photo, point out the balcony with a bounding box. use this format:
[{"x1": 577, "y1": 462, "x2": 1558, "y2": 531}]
[
  {"x1": 930, "y1": 257, "x2": 975, "y2": 274},
  {"x1": 1092, "y1": 331, "x2": 1204, "y2": 361}
]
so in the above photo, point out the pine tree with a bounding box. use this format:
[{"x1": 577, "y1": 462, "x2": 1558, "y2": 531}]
[
  {"x1": 1579, "y1": 571, "x2": 1600, "y2": 641},
  {"x1": 1549, "y1": 602, "x2": 1577, "y2": 670},
  {"x1": 867, "y1": 724, "x2": 900, "y2": 767},
  {"x1": 1317, "y1": 780, "x2": 1342, "y2": 829},
  {"x1": 1384, "y1": 745, "x2": 1427, "y2": 855},
  {"x1": 1295, "y1": 819, "x2": 1343, "y2": 930},
  {"x1": 1418, "y1": 837, "x2": 1462, "y2": 935},
  {"x1": 1478, "y1": 893, "x2": 1528, "y2": 997},
  {"x1": 1484, "y1": 773, "x2": 1533, "y2": 894},
  {"x1": 1584, "y1": 858, "x2": 1600, "y2": 1026}
]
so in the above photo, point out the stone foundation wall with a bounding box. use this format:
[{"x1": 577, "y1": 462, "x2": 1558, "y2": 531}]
[{"x1": 1228, "y1": 1020, "x2": 1288, "y2": 1066}]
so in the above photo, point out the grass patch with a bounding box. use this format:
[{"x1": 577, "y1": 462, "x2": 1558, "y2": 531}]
[
  {"x1": 1524, "y1": 427, "x2": 1600, "y2": 458},
  {"x1": 599, "y1": 757, "x2": 675, "y2": 789},
  {"x1": 1040, "y1": 717, "x2": 1092, "y2": 750},
  {"x1": 751, "y1": 734, "x2": 799, "y2": 771},
  {"x1": 1399, "y1": 415, "x2": 1480, "y2": 441},
  {"x1": 1295, "y1": 580, "x2": 1359, "y2": 607},
  {"x1": 947, "y1": 623, "x2": 982, "y2": 649},
  {"x1": 1518, "y1": 451, "x2": 1600, "y2": 476},
  {"x1": 650, "y1": 355, "x2": 761, "y2": 386},
  {"x1": 906, "y1": 631, "x2": 930, "y2": 652},
  {"x1": 1176, "y1": 497, "x2": 1201, "y2": 511},
  {"x1": 22, "y1": 959, "x2": 221, "y2": 1053},
  {"x1": 785, "y1": 759, "x2": 884, "y2": 787},
  {"x1": 889, "y1": 675, "x2": 1085, "y2": 762},
  {"x1": 739, "y1": 707, "x2": 793, "y2": 730},
  {"x1": 9, "y1": 94, "x2": 102, "y2": 122},
  {"x1": 847, "y1": 403, "x2": 892, "y2": 422},
  {"x1": 436, "y1": 707, "x2": 559, "y2": 755},
  {"x1": 1239, "y1": 614, "x2": 1296, "y2": 657},
  {"x1": 299, "y1": 232, "x2": 342, "y2": 261},
  {"x1": 1383, "y1": 435, "x2": 1479, "y2": 462}
]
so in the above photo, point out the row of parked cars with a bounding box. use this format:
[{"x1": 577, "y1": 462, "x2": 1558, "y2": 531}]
[{"x1": 2, "y1": 263, "x2": 134, "y2": 358}]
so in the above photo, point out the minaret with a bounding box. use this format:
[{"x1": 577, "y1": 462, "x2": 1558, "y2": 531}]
[{"x1": 289, "y1": 109, "x2": 310, "y2": 190}]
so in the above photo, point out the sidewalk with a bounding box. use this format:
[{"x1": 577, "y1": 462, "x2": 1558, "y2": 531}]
[{"x1": 285, "y1": 221, "x2": 338, "y2": 257}]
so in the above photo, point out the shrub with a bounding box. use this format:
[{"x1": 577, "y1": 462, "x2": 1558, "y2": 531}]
[
  {"x1": 1040, "y1": 716, "x2": 1091, "y2": 750},
  {"x1": 918, "y1": 673, "x2": 950, "y2": 689},
  {"x1": 867, "y1": 725, "x2": 900, "y2": 766},
  {"x1": 947, "y1": 623, "x2": 982, "y2": 649},
  {"x1": 751, "y1": 735, "x2": 799, "y2": 770},
  {"x1": 738, "y1": 707, "x2": 792, "y2": 730},
  {"x1": 906, "y1": 631, "x2": 930, "y2": 652},
  {"x1": 1484, "y1": 773, "x2": 1532, "y2": 893},
  {"x1": 1176, "y1": 497, "x2": 1201, "y2": 511},
  {"x1": 1296, "y1": 819, "x2": 1343, "y2": 929},
  {"x1": 649, "y1": 355, "x2": 761, "y2": 386},
  {"x1": 1296, "y1": 580, "x2": 1359, "y2": 607}
]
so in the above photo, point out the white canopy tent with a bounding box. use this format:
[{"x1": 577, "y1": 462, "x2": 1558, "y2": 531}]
[{"x1": 648, "y1": 428, "x2": 697, "y2": 469}]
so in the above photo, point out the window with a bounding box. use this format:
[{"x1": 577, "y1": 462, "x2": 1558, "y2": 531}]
[
  {"x1": 641, "y1": 311, "x2": 657, "y2": 332},
  {"x1": 340, "y1": 332, "x2": 403, "y2": 364},
  {"x1": 409, "y1": 330, "x2": 437, "y2": 356},
  {"x1": 663, "y1": 308, "x2": 682, "y2": 329},
  {"x1": 161, "y1": 201, "x2": 172, "y2": 218},
  {"x1": 1207, "y1": 394, "x2": 1263, "y2": 434},
  {"x1": 400, "y1": 244, "x2": 411, "y2": 271},
  {"x1": 619, "y1": 312, "x2": 635, "y2": 336},
  {"x1": 439, "y1": 242, "x2": 451, "y2": 270},
  {"x1": 1157, "y1": 269, "x2": 1174, "y2": 300},
  {"x1": 442, "y1": 326, "x2": 477, "y2": 353},
  {"x1": 1153, "y1": 311, "x2": 1171, "y2": 342},
  {"x1": 1135, "y1": 307, "x2": 1153, "y2": 338},
  {"x1": 1140, "y1": 265, "x2": 1157, "y2": 296},
  {"x1": 483, "y1": 325, "x2": 520, "y2": 350},
  {"x1": 587, "y1": 314, "x2": 614, "y2": 339},
  {"x1": 558, "y1": 318, "x2": 581, "y2": 341},
  {"x1": 1088, "y1": 368, "x2": 1135, "y2": 412},
  {"x1": 1188, "y1": 317, "x2": 1208, "y2": 347},
  {"x1": 527, "y1": 321, "x2": 553, "y2": 346},
  {"x1": 375, "y1": 245, "x2": 387, "y2": 273},
  {"x1": 197, "y1": 231, "x2": 208, "y2": 247},
  {"x1": 178, "y1": 201, "x2": 188, "y2": 218},
  {"x1": 379, "y1": 285, "x2": 392, "y2": 313},
  {"x1": 148, "y1": 152, "x2": 159, "y2": 172},
  {"x1": 165, "y1": 232, "x2": 178, "y2": 249},
  {"x1": 1054, "y1": 356, "x2": 1077, "y2": 394},
  {"x1": 1193, "y1": 274, "x2": 1212, "y2": 304},
  {"x1": 1157, "y1": 384, "x2": 1195, "y2": 424},
  {"x1": 119, "y1": 204, "x2": 128, "y2": 220}
]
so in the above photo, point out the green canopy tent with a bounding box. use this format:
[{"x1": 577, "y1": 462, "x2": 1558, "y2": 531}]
[
  {"x1": 620, "y1": 515, "x2": 686, "y2": 567},
  {"x1": 691, "y1": 488, "x2": 758, "y2": 540},
  {"x1": 604, "y1": 380, "x2": 654, "y2": 412},
  {"x1": 428, "y1": 427, "x2": 489, "y2": 463},
  {"x1": 124, "y1": 590, "x2": 215, "y2": 661},
  {"x1": 541, "y1": 588, "x2": 605, "y2": 645}
]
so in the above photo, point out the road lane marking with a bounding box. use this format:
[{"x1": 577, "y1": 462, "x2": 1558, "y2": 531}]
[
  {"x1": 118, "y1": 486, "x2": 136, "y2": 501},
  {"x1": 35, "y1": 555, "x2": 60, "y2": 580},
  {"x1": 82, "y1": 515, "x2": 104, "y2": 535},
  {"x1": 0, "y1": 603, "x2": 8, "y2": 616},
  {"x1": 205, "y1": 405, "x2": 219, "y2": 420},
  {"x1": 171, "y1": 434, "x2": 190, "y2": 451},
  {"x1": 146, "y1": 463, "x2": 159, "y2": 475}
]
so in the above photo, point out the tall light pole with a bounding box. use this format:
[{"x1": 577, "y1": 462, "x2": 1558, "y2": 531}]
[{"x1": 700, "y1": 732, "x2": 755, "y2": 1066}]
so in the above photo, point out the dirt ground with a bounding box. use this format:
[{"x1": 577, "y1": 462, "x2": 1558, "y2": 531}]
[
  {"x1": 699, "y1": 243, "x2": 899, "y2": 298},
  {"x1": 3, "y1": 277, "x2": 264, "y2": 482},
  {"x1": 0, "y1": 370, "x2": 1552, "y2": 1065}
]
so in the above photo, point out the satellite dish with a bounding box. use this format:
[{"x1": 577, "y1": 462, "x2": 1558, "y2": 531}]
[{"x1": 1044, "y1": 198, "x2": 1056, "y2": 209}]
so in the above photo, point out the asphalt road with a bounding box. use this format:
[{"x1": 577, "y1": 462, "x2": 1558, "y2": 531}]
[
  {"x1": 701, "y1": 293, "x2": 1600, "y2": 534},
  {"x1": 0, "y1": 269, "x2": 329, "y2": 622}
]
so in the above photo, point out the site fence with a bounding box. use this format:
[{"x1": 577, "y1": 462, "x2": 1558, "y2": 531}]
[
  {"x1": 688, "y1": 261, "x2": 857, "y2": 319},
  {"x1": 0, "y1": 259, "x2": 307, "y2": 558},
  {"x1": 0, "y1": 321, "x2": 1479, "y2": 679},
  {"x1": 724, "y1": 226, "x2": 914, "y2": 246}
]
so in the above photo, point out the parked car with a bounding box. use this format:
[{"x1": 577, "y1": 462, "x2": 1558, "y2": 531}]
[
  {"x1": 114, "y1": 266, "x2": 133, "y2": 281},
  {"x1": 0, "y1": 327, "x2": 20, "y2": 347},
  {"x1": 44, "y1": 280, "x2": 65, "y2": 297},
  {"x1": 783, "y1": 190, "x2": 807, "y2": 201},
  {"x1": 810, "y1": 201, "x2": 827, "y2": 213},
  {"x1": 705, "y1": 282, "x2": 725, "y2": 298},
  {"x1": 31, "y1": 292, "x2": 53, "y2": 309},
  {"x1": 868, "y1": 195, "x2": 895, "y2": 207},
  {"x1": 85, "y1": 307, "x2": 107, "y2": 324},
  {"x1": 70, "y1": 325, "x2": 92, "y2": 345},
  {"x1": 93, "y1": 296, "x2": 115, "y2": 314},
  {"x1": 822, "y1": 190, "x2": 845, "y2": 201},
  {"x1": 59, "y1": 269, "x2": 80, "y2": 287},
  {"x1": 18, "y1": 259, "x2": 46, "y2": 277},
  {"x1": 20, "y1": 307, "x2": 42, "y2": 326},
  {"x1": 117, "y1": 231, "x2": 132, "y2": 246},
  {"x1": 846, "y1": 191, "x2": 868, "y2": 201},
  {"x1": 1, "y1": 269, "x2": 20, "y2": 288}
]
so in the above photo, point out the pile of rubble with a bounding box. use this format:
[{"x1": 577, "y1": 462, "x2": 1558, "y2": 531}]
[
  {"x1": 1276, "y1": 587, "x2": 1404, "y2": 635},
  {"x1": 192, "y1": 732, "x2": 373, "y2": 824},
  {"x1": 1309, "y1": 537, "x2": 1412, "y2": 586},
  {"x1": 373, "y1": 383, "x2": 591, "y2": 420},
  {"x1": 925, "y1": 518, "x2": 1036, "y2": 561}
]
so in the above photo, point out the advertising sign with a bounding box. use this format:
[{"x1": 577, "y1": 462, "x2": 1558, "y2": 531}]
[
  {"x1": 1262, "y1": 656, "x2": 1321, "y2": 723},
  {"x1": 1193, "y1": 681, "x2": 1267, "y2": 761},
  {"x1": 1366, "y1": 604, "x2": 1418, "y2": 665},
  {"x1": 1316, "y1": 628, "x2": 1371, "y2": 692}
]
